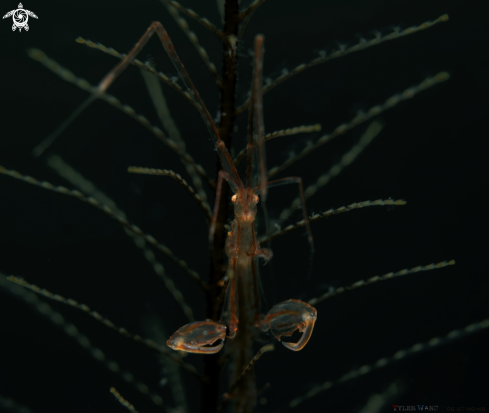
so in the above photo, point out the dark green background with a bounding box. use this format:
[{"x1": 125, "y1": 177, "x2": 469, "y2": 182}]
[{"x1": 0, "y1": 0, "x2": 488, "y2": 412}]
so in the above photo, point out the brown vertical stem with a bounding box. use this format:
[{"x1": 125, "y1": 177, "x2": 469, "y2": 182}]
[{"x1": 203, "y1": 1, "x2": 241, "y2": 412}]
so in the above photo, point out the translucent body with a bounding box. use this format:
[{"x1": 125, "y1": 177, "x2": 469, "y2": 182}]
[
  {"x1": 167, "y1": 188, "x2": 318, "y2": 354},
  {"x1": 163, "y1": 34, "x2": 318, "y2": 357}
]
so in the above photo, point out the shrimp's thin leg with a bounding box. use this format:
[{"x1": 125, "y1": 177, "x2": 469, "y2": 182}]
[
  {"x1": 96, "y1": 22, "x2": 162, "y2": 95},
  {"x1": 267, "y1": 177, "x2": 314, "y2": 248}
]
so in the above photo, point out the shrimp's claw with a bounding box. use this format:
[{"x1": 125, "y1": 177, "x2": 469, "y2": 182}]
[
  {"x1": 264, "y1": 299, "x2": 317, "y2": 351},
  {"x1": 167, "y1": 320, "x2": 227, "y2": 354},
  {"x1": 281, "y1": 315, "x2": 316, "y2": 351}
]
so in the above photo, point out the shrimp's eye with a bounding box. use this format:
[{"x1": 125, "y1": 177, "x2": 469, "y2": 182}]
[{"x1": 231, "y1": 195, "x2": 237, "y2": 203}]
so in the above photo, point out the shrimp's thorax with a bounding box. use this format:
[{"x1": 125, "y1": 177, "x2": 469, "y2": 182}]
[{"x1": 225, "y1": 190, "x2": 260, "y2": 259}]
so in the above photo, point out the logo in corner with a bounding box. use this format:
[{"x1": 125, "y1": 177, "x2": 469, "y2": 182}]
[{"x1": 3, "y1": 3, "x2": 38, "y2": 32}]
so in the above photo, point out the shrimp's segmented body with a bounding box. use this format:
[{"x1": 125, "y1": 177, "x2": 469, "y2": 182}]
[
  {"x1": 167, "y1": 186, "x2": 317, "y2": 354},
  {"x1": 166, "y1": 35, "x2": 317, "y2": 356}
]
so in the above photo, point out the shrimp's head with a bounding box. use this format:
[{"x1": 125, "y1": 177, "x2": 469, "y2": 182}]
[{"x1": 231, "y1": 190, "x2": 259, "y2": 222}]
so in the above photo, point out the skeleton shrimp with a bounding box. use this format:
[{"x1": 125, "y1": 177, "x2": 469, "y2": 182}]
[{"x1": 162, "y1": 33, "x2": 317, "y2": 356}]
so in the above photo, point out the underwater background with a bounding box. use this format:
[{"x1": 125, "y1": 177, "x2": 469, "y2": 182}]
[{"x1": 0, "y1": 0, "x2": 488, "y2": 412}]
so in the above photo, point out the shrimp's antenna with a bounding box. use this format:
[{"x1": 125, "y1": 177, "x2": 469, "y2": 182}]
[
  {"x1": 32, "y1": 94, "x2": 96, "y2": 157},
  {"x1": 253, "y1": 34, "x2": 267, "y2": 199}
]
